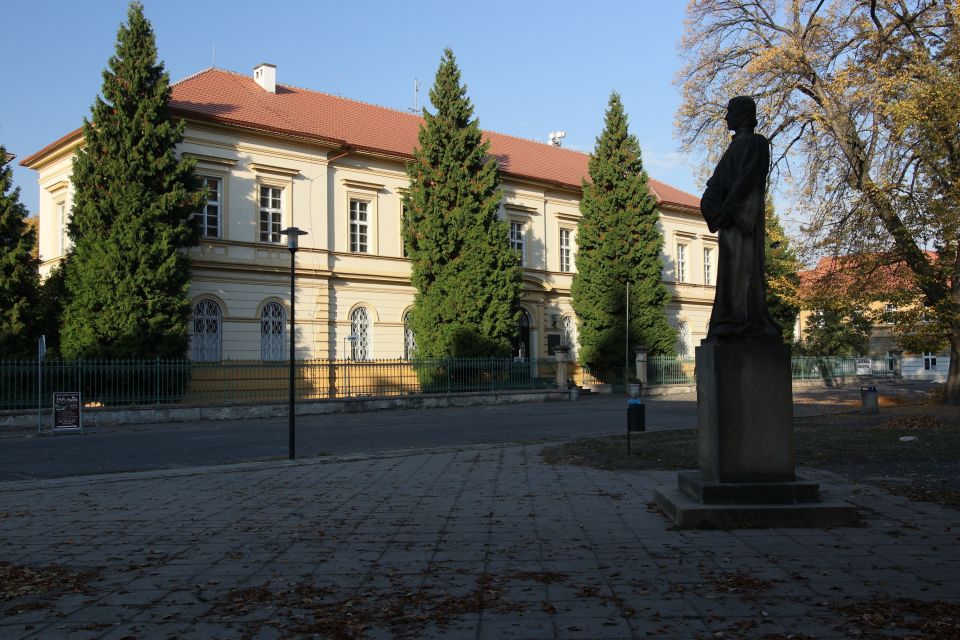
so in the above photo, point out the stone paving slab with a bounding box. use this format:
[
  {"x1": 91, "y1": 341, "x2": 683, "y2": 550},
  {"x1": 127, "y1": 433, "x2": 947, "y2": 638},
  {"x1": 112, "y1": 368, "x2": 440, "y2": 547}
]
[{"x1": 1, "y1": 443, "x2": 958, "y2": 639}]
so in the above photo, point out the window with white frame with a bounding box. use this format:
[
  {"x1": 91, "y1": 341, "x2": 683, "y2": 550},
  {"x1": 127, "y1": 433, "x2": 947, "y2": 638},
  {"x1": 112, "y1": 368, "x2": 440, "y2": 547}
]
[
  {"x1": 192, "y1": 299, "x2": 222, "y2": 362},
  {"x1": 510, "y1": 221, "x2": 525, "y2": 266},
  {"x1": 676, "y1": 243, "x2": 688, "y2": 283},
  {"x1": 350, "y1": 199, "x2": 369, "y2": 253},
  {"x1": 924, "y1": 352, "x2": 937, "y2": 370},
  {"x1": 559, "y1": 228, "x2": 572, "y2": 272},
  {"x1": 403, "y1": 310, "x2": 416, "y2": 360},
  {"x1": 260, "y1": 302, "x2": 286, "y2": 361},
  {"x1": 57, "y1": 201, "x2": 68, "y2": 255},
  {"x1": 883, "y1": 303, "x2": 897, "y2": 324},
  {"x1": 259, "y1": 186, "x2": 283, "y2": 243},
  {"x1": 703, "y1": 247, "x2": 713, "y2": 285},
  {"x1": 351, "y1": 307, "x2": 370, "y2": 360},
  {"x1": 195, "y1": 176, "x2": 222, "y2": 239}
]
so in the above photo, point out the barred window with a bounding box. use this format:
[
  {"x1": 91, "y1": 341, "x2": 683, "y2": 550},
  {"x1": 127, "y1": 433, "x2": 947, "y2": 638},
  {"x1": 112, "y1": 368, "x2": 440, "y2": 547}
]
[
  {"x1": 561, "y1": 315, "x2": 576, "y2": 358},
  {"x1": 192, "y1": 299, "x2": 222, "y2": 362},
  {"x1": 260, "y1": 302, "x2": 286, "y2": 361},
  {"x1": 403, "y1": 310, "x2": 416, "y2": 360},
  {"x1": 351, "y1": 307, "x2": 370, "y2": 360}
]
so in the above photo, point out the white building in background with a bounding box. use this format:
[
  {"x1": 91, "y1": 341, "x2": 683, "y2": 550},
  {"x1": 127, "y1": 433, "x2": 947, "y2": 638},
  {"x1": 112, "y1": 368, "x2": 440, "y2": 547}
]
[{"x1": 23, "y1": 65, "x2": 715, "y2": 361}]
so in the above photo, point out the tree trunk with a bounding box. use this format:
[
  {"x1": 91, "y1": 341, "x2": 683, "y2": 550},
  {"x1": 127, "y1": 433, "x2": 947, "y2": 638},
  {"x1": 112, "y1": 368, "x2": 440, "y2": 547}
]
[{"x1": 945, "y1": 332, "x2": 960, "y2": 405}]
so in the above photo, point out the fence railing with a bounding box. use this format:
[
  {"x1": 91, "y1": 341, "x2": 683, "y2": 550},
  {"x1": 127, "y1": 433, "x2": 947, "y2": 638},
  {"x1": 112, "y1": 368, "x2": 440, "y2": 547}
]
[
  {"x1": 0, "y1": 354, "x2": 902, "y2": 412},
  {"x1": 0, "y1": 357, "x2": 559, "y2": 412}
]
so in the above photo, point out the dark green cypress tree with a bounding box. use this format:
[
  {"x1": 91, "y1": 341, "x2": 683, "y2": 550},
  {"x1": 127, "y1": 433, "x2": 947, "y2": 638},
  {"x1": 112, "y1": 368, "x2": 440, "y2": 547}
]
[
  {"x1": 62, "y1": 2, "x2": 202, "y2": 359},
  {"x1": 403, "y1": 49, "x2": 522, "y2": 358},
  {"x1": 0, "y1": 144, "x2": 40, "y2": 358},
  {"x1": 571, "y1": 93, "x2": 675, "y2": 372},
  {"x1": 764, "y1": 199, "x2": 801, "y2": 344}
]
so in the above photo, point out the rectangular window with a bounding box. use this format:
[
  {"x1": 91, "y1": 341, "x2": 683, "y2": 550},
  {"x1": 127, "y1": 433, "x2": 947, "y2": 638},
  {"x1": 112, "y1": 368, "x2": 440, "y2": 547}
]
[
  {"x1": 259, "y1": 186, "x2": 283, "y2": 243},
  {"x1": 883, "y1": 303, "x2": 897, "y2": 324},
  {"x1": 559, "y1": 228, "x2": 572, "y2": 272},
  {"x1": 195, "y1": 176, "x2": 222, "y2": 239},
  {"x1": 703, "y1": 247, "x2": 713, "y2": 285},
  {"x1": 58, "y1": 201, "x2": 67, "y2": 255},
  {"x1": 924, "y1": 352, "x2": 937, "y2": 370},
  {"x1": 677, "y1": 243, "x2": 688, "y2": 283},
  {"x1": 350, "y1": 199, "x2": 369, "y2": 253},
  {"x1": 510, "y1": 221, "x2": 525, "y2": 266}
]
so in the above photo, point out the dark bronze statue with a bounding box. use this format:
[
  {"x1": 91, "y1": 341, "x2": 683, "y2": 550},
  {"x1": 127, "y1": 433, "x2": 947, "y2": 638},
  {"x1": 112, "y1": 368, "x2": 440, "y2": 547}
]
[{"x1": 701, "y1": 96, "x2": 781, "y2": 343}]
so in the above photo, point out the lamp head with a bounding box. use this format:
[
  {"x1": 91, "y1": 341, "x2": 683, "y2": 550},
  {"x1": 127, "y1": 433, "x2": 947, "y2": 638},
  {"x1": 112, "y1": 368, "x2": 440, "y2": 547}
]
[{"x1": 280, "y1": 226, "x2": 308, "y2": 250}]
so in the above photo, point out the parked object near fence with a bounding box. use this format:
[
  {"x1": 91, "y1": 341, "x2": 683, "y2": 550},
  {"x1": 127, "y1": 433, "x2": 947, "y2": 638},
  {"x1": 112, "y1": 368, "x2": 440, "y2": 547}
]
[{"x1": 52, "y1": 391, "x2": 82, "y2": 434}]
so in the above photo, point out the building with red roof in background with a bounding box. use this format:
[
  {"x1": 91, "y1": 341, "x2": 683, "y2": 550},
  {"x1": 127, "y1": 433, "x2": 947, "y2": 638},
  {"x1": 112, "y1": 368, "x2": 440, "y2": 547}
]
[{"x1": 23, "y1": 65, "x2": 716, "y2": 364}]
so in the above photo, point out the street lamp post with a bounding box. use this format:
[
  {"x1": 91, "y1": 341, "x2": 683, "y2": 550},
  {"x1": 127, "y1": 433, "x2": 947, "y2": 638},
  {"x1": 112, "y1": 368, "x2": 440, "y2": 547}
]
[{"x1": 280, "y1": 226, "x2": 308, "y2": 460}]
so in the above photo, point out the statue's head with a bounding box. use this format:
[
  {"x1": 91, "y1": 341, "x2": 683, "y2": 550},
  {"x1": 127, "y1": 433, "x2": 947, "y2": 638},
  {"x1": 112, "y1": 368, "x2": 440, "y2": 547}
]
[{"x1": 725, "y1": 96, "x2": 758, "y2": 131}]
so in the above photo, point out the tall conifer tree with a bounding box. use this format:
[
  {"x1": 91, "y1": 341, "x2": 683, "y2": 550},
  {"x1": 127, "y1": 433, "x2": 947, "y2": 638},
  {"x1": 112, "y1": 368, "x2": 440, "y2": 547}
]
[
  {"x1": 572, "y1": 93, "x2": 675, "y2": 372},
  {"x1": 403, "y1": 49, "x2": 521, "y2": 357},
  {"x1": 764, "y1": 200, "x2": 801, "y2": 344},
  {"x1": 62, "y1": 2, "x2": 202, "y2": 359},
  {"x1": 0, "y1": 144, "x2": 40, "y2": 357}
]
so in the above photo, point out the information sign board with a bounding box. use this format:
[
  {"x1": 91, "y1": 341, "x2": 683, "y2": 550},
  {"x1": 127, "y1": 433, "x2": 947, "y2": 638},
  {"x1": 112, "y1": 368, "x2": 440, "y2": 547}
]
[
  {"x1": 855, "y1": 358, "x2": 872, "y2": 376},
  {"x1": 52, "y1": 392, "x2": 83, "y2": 434}
]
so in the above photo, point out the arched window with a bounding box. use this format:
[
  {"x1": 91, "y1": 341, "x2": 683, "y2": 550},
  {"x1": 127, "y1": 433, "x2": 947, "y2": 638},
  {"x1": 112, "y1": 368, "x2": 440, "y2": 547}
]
[
  {"x1": 403, "y1": 310, "x2": 416, "y2": 360},
  {"x1": 351, "y1": 307, "x2": 370, "y2": 360},
  {"x1": 561, "y1": 315, "x2": 577, "y2": 358},
  {"x1": 677, "y1": 320, "x2": 691, "y2": 358},
  {"x1": 515, "y1": 309, "x2": 531, "y2": 359},
  {"x1": 192, "y1": 299, "x2": 222, "y2": 362},
  {"x1": 261, "y1": 302, "x2": 287, "y2": 361}
]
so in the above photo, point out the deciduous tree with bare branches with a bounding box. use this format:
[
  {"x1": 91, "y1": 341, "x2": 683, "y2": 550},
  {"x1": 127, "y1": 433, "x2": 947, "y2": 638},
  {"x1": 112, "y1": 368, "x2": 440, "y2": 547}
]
[{"x1": 676, "y1": 0, "x2": 960, "y2": 403}]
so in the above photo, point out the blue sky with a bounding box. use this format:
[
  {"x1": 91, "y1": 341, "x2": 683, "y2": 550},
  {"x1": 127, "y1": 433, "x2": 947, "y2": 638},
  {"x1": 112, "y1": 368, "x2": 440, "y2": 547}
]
[{"x1": 3, "y1": 0, "x2": 700, "y2": 215}]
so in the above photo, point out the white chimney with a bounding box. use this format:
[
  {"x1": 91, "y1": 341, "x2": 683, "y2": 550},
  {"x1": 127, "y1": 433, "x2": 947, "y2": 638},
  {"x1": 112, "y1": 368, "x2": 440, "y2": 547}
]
[
  {"x1": 548, "y1": 131, "x2": 566, "y2": 147},
  {"x1": 253, "y1": 63, "x2": 276, "y2": 93}
]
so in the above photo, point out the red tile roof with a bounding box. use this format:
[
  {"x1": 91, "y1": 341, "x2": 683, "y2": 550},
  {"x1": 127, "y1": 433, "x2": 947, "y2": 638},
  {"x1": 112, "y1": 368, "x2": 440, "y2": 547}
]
[
  {"x1": 798, "y1": 254, "x2": 934, "y2": 300},
  {"x1": 25, "y1": 67, "x2": 701, "y2": 211}
]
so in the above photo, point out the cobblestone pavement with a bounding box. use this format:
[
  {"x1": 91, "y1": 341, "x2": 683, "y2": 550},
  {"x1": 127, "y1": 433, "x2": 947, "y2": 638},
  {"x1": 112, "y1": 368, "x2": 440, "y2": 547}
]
[{"x1": 2, "y1": 443, "x2": 958, "y2": 639}]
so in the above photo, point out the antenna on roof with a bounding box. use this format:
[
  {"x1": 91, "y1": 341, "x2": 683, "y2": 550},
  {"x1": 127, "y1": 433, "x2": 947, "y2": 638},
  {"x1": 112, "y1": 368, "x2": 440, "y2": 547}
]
[
  {"x1": 409, "y1": 79, "x2": 420, "y2": 114},
  {"x1": 212, "y1": 44, "x2": 216, "y2": 68}
]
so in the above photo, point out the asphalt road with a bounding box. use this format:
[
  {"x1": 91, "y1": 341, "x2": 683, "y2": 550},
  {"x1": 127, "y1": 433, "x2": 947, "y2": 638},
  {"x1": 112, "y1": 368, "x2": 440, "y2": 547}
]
[
  {"x1": 0, "y1": 381, "x2": 938, "y2": 481},
  {"x1": 0, "y1": 395, "x2": 697, "y2": 481}
]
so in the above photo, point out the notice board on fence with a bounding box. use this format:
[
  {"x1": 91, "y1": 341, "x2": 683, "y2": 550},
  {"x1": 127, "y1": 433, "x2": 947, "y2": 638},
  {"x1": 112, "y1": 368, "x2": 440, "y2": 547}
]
[{"x1": 52, "y1": 392, "x2": 82, "y2": 434}]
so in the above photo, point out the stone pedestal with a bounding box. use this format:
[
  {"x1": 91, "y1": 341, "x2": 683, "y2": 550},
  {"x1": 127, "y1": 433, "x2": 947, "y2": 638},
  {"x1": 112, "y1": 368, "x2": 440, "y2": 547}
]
[{"x1": 654, "y1": 342, "x2": 859, "y2": 529}]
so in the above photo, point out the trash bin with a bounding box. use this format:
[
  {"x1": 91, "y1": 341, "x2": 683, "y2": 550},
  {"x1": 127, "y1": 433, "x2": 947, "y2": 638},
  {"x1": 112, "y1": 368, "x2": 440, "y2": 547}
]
[
  {"x1": 627, "y1": 399, "x2": 645, "y2": 432},
  {"x1": 860, "y1": 385, "x2": 878, "y2": 415}
]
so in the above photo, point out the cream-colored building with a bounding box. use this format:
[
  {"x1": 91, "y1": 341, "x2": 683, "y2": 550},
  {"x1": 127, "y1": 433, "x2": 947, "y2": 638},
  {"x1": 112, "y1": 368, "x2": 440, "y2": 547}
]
[{"x1": 23, "y1": 65, "x2": 714, "y2": 362}]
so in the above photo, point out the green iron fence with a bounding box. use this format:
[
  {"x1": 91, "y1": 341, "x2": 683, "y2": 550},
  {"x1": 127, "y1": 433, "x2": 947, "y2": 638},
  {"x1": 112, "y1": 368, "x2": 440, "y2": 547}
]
[
  {"x1": 0, "y1": 354, "x2": 902, "y2": 412},
  {"x1": 0, "y1": 357, "x2": 559, "y2": 412}
]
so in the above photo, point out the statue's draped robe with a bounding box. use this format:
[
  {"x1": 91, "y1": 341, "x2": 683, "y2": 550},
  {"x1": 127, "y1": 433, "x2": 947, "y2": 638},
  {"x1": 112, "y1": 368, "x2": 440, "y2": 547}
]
[{"x1": 700, "y1": 131, "x2": 781, "y2": 342}]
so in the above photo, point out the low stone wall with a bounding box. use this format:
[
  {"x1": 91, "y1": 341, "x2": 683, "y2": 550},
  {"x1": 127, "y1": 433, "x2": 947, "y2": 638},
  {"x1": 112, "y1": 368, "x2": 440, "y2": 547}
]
[{"x1": 0, "y1": 389, "x2": 569, "y2": 432}]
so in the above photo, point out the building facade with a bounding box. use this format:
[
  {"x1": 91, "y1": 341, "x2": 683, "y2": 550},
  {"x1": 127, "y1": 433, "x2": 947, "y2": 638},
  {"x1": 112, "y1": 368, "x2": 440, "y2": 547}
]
[{"x1": 23, "y1": 65, "x2": 714, "y2": 362}]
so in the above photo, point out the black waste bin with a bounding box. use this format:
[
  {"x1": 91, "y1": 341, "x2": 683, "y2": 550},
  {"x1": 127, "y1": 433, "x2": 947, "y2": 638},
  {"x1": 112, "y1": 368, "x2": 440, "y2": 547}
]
[
  {"x1": 627, "y1": 399, "x2": 645, "y2": 432},
  {"x1": 860, "y1": 385, "x2": 879, "y2": 415}
]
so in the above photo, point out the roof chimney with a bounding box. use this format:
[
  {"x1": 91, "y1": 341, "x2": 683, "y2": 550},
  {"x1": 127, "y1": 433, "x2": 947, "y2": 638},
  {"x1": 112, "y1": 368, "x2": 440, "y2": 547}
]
[
  {"x1": 547, "y1": 131, "x2": 566, "y2": 147},
  {"x1": 253, "y1": 63, "x2": 276, "y2": 93}
]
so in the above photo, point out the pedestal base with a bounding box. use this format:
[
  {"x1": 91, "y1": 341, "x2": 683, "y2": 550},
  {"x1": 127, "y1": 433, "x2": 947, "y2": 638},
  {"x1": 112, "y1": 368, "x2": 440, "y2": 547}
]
[
  {"x1": 653, "y1": 484, "x2": 860, "y2": 529},
  {"x1": 653, "y1": 341, "x2": 859, "y2": 529}
]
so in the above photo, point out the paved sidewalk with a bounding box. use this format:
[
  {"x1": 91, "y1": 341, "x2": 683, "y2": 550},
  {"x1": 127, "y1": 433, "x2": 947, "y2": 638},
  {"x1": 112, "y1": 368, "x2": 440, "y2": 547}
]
[{"x1": 2, "y1": 443, "x2": 958, "y2": 639}]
